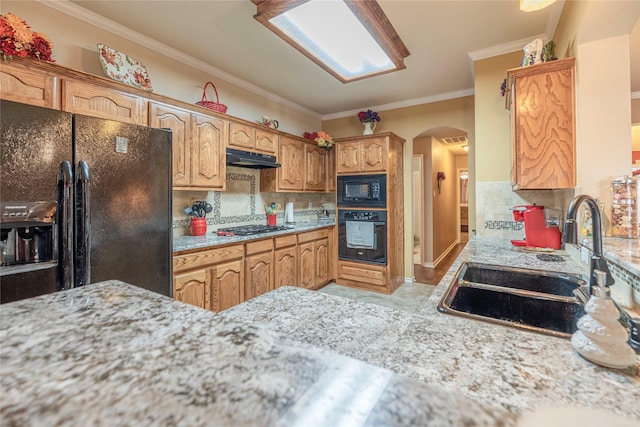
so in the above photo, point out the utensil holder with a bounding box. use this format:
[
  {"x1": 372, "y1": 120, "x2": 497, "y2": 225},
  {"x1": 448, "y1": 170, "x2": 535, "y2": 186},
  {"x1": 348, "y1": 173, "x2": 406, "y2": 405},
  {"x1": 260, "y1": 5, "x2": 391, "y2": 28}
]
[
  {"x1": 267, "y1": 214, "x2": 277, "y2": 226},
  {"x1": 190, "y1": 217, "x2": 207, "y2": 236}
]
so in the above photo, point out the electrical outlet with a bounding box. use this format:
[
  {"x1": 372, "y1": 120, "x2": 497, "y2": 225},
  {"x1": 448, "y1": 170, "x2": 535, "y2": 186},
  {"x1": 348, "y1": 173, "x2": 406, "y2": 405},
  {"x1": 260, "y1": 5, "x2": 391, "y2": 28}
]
[{"x1": 580, "y1": 246, "x2": 589, "y2": 264}]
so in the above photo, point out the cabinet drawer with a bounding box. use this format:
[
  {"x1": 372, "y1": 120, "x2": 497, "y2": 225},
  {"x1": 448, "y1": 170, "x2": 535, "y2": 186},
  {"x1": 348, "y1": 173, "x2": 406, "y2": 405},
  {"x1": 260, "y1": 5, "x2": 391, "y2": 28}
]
[
  {"x1": 275, "y1": 234, "x2": 297, "y2": 248},
  {"x1": 173, "y1": 244, "x2": 243, "y2": 272},
  {"x1": 337, "y1": 261, "x2": 386, "y2": 287},
  {"x1": 298, "y1": 228, "x2": 329, "y2": 243},
  {"x1": 245, "y1": 238, "x2": 274, "y2": 256}
]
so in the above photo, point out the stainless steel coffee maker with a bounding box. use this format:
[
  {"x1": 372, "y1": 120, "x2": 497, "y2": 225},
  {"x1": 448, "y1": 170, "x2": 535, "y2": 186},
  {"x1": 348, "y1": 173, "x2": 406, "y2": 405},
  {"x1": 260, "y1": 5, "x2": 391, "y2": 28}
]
[{"x1": 1, "y1": 201, "x2": 57, "y2": 269}]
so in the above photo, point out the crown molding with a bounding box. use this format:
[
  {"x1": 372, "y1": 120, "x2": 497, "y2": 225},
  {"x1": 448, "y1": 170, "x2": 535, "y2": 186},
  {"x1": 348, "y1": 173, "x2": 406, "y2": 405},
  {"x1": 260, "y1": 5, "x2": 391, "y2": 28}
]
[
  {"x1": 321, "y1": 88, "x2": 475, "y2": 121},
  {"x1": 36, "y1": 0, "x2": 321, "y2": 118}
]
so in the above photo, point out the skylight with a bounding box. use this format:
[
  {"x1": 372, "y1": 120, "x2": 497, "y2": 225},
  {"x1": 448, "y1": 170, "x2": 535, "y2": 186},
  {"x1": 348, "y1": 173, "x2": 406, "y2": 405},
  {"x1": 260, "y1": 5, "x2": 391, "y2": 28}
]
[{"x1": 253, "y1": 0, "x2": 409, "y2": 83}]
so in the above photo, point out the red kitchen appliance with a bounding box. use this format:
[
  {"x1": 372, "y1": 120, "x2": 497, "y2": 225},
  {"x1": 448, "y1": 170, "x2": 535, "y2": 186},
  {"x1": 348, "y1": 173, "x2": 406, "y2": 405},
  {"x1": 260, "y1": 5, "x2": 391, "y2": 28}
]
[{"x1": 510, "y1": 205, "x2": 561, "y2": 250}]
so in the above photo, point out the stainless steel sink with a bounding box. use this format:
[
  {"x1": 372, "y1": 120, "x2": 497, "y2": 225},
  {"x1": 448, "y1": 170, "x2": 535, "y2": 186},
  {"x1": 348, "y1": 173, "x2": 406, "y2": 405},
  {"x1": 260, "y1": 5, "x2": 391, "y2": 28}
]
[{"x1": 438, "y1": 262, "x2": 587, "y2": 338}]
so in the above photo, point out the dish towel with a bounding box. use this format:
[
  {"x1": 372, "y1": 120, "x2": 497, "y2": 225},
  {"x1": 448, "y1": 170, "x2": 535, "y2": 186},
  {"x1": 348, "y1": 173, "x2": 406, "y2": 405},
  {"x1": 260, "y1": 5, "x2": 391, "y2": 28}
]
[{"x1": 346, "y1": 221, "x2": 375, "y2": 249}]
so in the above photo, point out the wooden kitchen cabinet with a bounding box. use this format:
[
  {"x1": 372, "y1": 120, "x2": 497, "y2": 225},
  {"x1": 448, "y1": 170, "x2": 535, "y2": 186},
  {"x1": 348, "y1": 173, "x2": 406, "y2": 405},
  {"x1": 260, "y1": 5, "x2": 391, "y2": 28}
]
[
  {"x1": 261, "y1": 135, "x2": 330, "y2": 192},
  {"x1": 326, "y1": 148, "x2": 336, "y2": 192},
  {"x1": 173, "y1": 244, "x2": 244, "y2": 312},
  {"x1": 173, "y1": 269, "x2": 210, "y2": 310},
  {"x1": 244, "y1": 239, "x2": 274, "y2": 301},
  {"x1": 61, "y1": 78, "x2": 148, "y2": 125},
  {"x1": 229, "y1": 120, "x2": 278, "y2": 154},
  {"x1": 0, "y1": 61, "x2": 59, "y2": 109},
  {"x1": 334, "y1": 133, "x2": 405, "y2": 295},
  {"x1": 274, "y1": 235, "x2": 297, "y2": 288},
  {"x1": 211, "y1": 259, "x2": 244, "y2": 312},
  {"x1": 507, "y1": 57, "x2": 576, "y2": 190},
  {"x1": 335, "y1": 136, "x2": 388, "y2": 174},
  {"x1": 149, "y1": 101, "x2": 190, "y2": 186},
  {"x1": 190, "y1": 112, "x2": 227, "y2": 189},
  {"x1": 150, "y1": 101, "x2": 226, "y2": 190},
  {"x1": 304, "y1": 144, "x2": 327, "y2": 191},
  {"x1": 297, "y1": 229, "x2": 331, "y2": 290}
]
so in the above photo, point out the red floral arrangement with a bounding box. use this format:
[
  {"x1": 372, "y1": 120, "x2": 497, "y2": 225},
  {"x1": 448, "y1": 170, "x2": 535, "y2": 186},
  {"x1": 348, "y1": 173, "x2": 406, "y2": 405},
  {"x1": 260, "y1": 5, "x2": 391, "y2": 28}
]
[
  {"x1": 1, "y1": 13, "x2": 54, "y2": 62},
  {"x1": 303, "y1": 131, "x2": 334, "y2": 150}
]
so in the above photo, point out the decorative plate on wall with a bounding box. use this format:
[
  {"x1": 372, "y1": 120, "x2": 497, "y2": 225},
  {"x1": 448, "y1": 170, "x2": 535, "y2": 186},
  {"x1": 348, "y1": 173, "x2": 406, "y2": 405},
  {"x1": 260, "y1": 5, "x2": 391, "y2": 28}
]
[{"x1": 97, "y1": 43, "x2": 152, "y2": 91}]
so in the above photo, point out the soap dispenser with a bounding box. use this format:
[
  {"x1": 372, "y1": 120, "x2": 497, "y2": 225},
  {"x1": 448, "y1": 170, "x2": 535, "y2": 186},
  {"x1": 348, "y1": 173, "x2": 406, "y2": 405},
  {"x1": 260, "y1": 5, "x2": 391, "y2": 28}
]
[{"x1": 571, "y1": 270, "x2": 637, "y2": 369}]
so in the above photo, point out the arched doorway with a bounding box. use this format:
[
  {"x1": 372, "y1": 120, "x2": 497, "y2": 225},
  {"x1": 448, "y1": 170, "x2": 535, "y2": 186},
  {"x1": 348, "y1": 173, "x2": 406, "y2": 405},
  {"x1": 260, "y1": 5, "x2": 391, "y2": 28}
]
[{"x1": 412, "y1": 127, "x2": 468, "y2": 284}]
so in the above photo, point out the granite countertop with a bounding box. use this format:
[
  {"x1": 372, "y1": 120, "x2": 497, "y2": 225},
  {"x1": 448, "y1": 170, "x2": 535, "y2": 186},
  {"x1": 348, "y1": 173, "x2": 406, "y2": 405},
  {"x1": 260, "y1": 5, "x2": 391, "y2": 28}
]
[
  {"x1": 0, "y1": 280, "x2": 512, "y2": 427},
  {"x1": 221, "y1": 237, "x2": 640, "y2": 422},
  {"x1": 173, "y1": 220, "x2": 335, "y2": 253},
  {"x1": 596, "y1": 236, "x2": 639, "y2": 277}
]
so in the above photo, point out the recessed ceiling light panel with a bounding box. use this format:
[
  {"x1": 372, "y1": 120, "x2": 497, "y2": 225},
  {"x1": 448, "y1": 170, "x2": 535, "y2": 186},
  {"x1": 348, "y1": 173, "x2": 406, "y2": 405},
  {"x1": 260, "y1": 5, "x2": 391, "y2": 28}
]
[{"x1": 253, "y1": 0, "x2": 409, "y2": 83}]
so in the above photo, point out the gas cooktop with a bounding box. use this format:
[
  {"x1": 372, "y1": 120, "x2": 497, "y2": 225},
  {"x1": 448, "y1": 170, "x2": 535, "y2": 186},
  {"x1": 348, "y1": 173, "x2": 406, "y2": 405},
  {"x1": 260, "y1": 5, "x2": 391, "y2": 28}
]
[{"x1": 216, "y1": 224, "x2": 292, "y2": 237}]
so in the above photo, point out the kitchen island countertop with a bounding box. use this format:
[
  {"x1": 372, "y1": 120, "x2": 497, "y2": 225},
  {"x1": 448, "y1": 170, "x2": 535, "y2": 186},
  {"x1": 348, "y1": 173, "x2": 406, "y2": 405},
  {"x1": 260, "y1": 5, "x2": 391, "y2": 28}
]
[
  {"x1": 221, "y1": 237, "x2": 640, "y2": 421},
  {"x1": 0, "y1": 280, "x2": 511, "y2": 426},
  {"x1": 173, "y1": 220, "x2": 335, "y2": 253},
  {"x1": 2, "y1": 238, "x2": 638, "y2": 425}
]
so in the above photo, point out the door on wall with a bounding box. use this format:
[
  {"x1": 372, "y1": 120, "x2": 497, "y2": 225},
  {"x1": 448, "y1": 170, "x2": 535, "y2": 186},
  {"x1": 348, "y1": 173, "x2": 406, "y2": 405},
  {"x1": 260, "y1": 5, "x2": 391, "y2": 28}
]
[
  {"x1": 412, "y1": 156, "x2": 424, "y2": 265},
  {"x1": 458, "y1": 169, "x2": 469, "y2": 235}
]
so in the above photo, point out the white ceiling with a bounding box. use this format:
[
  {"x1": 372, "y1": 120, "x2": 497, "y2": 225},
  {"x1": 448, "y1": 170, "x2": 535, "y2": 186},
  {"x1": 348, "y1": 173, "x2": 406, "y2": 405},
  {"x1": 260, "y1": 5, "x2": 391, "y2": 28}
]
[
  {"x1": 64, "y1": 0, "x2": 638, "y2": 156},
  {"x1": 68, "y1": 0, "x2": 566, "y2": 116}
]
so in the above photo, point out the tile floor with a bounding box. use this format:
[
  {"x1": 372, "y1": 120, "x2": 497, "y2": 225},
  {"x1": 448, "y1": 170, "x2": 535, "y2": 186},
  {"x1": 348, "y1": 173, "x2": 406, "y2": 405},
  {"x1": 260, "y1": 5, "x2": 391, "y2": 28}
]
[
  {"x1": 320, "y1": 235, "x2": 469, "y2": 314},
  {"x1": 318, "y1": 282, "x2": 437, "y2": 314}
]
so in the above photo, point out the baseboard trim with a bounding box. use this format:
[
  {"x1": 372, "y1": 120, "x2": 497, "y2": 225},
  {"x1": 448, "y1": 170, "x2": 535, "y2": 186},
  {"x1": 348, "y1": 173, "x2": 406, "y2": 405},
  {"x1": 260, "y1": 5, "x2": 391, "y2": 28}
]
[{"x1": 432, "y1": 241, "x2": 459, "y2": 268}]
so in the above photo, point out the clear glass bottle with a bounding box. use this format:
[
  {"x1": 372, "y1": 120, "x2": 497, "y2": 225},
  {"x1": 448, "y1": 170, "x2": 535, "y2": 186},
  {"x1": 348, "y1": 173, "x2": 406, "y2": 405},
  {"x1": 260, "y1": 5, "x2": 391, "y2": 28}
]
[{"x1": 610, "y1": 175, "x2": 638, "y2": 239}]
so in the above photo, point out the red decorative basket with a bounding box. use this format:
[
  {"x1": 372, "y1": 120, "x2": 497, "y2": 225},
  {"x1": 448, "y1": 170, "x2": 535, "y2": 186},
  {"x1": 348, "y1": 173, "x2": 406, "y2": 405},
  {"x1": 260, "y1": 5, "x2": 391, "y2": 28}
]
[{"x1": 195, "y1": 81, "x2": 227, "y2": 113}]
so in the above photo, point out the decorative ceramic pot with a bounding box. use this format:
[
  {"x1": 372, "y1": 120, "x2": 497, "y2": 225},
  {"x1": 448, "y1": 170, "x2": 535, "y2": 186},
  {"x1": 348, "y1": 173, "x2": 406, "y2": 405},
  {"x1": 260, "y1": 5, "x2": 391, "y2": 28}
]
[{"x1": 362, "y1": 122, "x2": 376, "y2": 135}]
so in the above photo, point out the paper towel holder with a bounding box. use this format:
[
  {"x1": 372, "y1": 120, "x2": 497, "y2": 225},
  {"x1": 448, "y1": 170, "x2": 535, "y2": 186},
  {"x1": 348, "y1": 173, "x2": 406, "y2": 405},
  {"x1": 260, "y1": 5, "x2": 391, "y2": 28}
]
[{"x1": 285, "y1": 202, "x2": 295, "y2": 224}]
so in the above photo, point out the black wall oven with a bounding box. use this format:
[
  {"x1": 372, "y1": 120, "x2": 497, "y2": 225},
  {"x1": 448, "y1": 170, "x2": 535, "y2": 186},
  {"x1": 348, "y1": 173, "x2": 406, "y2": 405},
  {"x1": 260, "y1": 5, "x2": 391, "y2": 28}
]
[
  {"x1": 337, "y1": 209, "x2": 387, "y2": 265},
  {"x1": 337, "y1": 174, "x2": 386, "y2": 208}
]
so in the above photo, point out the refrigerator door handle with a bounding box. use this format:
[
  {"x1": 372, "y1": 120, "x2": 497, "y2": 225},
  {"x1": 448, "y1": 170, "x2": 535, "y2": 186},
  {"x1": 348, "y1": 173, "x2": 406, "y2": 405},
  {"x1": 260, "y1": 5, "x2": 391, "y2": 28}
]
[
  {"x1": 76, "y1": 160, "x2": 91, "y2": 287},
  {"x1": 57, "y1": 161, "x2": 74, "y2": 290}
]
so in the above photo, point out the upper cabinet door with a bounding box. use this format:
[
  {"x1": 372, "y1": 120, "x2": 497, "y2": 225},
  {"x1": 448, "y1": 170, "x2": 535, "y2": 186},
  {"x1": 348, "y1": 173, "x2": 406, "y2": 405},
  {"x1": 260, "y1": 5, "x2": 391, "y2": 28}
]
[
  {"x1": 278, "y1": 137, "x2": 305, "y2": 190},
  {"x1": 0, "y1": 62, "x2": 59, "y2": 109},
  {"x1": 336, "y1": 141, "x2": 361, "y2": 174},
  {"x1": 255, "y1": 128, "x2": 278, "y2": 154},
  {"x1": 149, "y1": 102, "x2": 191, "y2": 187},
  {"x1": 361, "y1": 138, "x2": 387, "y2": 172},
  {"x1": 191, "y1": 112, "x2": 227, "y2": 190},
  {"x1": 305, "y1": 144, "x2": 326, "y2": 191},
  {"x1": 228, "y1": 121, "x2": 254, "y2": 150},
  {"x1": 61, "y1": 79, "x2": 148, "y2": 125},
  {"x1": 508, "y1": 58, "x2": 576, "y2": 190}
]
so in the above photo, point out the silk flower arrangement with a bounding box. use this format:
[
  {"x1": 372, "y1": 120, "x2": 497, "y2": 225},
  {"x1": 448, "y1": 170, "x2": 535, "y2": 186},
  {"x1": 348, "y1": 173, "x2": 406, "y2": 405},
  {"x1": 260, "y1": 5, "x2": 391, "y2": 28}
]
[{"x1": 0, "y1": 12, "x2": 54, "y2": 62}]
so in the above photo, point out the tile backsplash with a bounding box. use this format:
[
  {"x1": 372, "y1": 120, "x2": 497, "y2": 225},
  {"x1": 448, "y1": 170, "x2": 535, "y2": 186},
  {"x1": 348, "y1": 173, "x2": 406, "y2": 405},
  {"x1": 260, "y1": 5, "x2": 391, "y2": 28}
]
[
  {"x1": 173, "y1": 166, "x2": 335, "y2": 236},
  {"x1": 475, "y1": 181, "x2": 576, "y2": 239}
]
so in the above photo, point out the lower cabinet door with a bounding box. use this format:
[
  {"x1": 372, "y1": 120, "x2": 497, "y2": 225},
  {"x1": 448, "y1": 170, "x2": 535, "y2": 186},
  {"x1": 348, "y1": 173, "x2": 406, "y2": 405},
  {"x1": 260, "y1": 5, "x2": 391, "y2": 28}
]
[
  {"x1": 298, "y1": 242, "x2": 315, "y2": 289},
  {"x1": 173, "y1": 269, "x2": 210, "y2": 310},
  {"x1": 275, "y1": 246, "x2": 297, "y2": 288},
  {"x1": 211, "y1": 260, "x2": 244, "y2": 312},
  {"x1": 245, "y1": 252, "x2": 273, "y2": 301},
  {"x1": 315, "y1": 237, "x2": 330, "y2": 286}
]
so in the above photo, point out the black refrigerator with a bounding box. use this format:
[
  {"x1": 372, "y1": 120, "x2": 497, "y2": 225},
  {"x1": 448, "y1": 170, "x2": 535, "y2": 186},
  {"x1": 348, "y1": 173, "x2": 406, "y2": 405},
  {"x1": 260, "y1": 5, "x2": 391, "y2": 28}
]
[{"x1": 0, "y1": 100, "x2": 172, "y2": 303}]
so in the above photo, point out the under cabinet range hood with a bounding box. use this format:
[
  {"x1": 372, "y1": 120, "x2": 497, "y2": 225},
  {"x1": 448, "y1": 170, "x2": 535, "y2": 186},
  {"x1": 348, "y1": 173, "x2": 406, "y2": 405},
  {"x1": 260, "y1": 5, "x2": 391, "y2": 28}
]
[{"x1": 226, "y1": 148, "x2": 281, "y2": 169}]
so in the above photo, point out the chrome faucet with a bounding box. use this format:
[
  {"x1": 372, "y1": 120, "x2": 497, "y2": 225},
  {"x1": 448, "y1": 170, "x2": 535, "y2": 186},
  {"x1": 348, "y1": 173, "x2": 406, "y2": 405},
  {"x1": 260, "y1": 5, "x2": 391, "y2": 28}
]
[{"x1": 563, "y1": 194, "x2": 615, "y2": 295}]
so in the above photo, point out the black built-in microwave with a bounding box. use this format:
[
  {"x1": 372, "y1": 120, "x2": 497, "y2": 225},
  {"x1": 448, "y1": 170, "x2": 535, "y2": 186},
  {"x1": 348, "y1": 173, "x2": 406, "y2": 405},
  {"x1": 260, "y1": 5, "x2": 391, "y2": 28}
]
[{"x1": 337, "y1": 174, "x2": 386, "y2": 207}]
